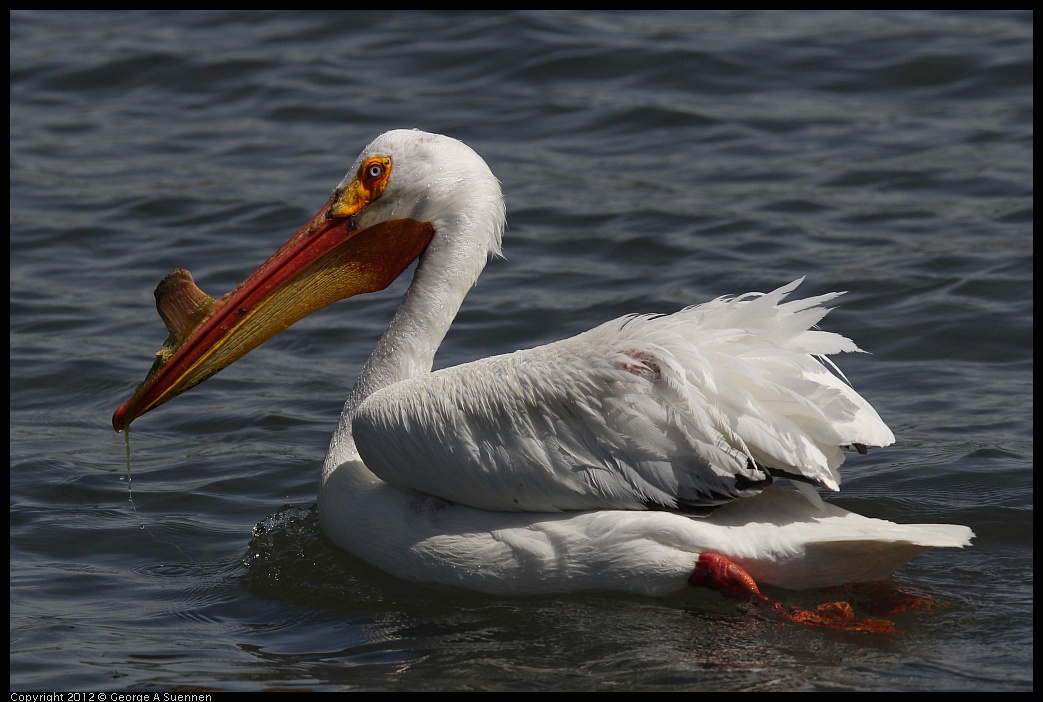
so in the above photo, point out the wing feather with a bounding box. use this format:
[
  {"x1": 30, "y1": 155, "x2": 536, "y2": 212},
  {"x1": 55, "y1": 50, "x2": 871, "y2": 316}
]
[{"x1": 352, "y1": 280, "x2": 894, "y2": 512}]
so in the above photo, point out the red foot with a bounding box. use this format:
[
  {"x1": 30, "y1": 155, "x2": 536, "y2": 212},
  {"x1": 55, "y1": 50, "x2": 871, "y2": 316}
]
[
  {"x1": 689, "y1": 552, "x2": 897, "y2": 633},
  {"x1": 821, "y1": 581, "x2": 948, "y2": 616},
  {"x1": 688, "y1": 551, "x2": 765, "y2": 602}
]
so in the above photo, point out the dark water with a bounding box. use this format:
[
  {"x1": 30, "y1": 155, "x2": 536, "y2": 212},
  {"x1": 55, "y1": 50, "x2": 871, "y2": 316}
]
[{"x1": 10, "y1": 10, "x2": 1032, "y2": 691}]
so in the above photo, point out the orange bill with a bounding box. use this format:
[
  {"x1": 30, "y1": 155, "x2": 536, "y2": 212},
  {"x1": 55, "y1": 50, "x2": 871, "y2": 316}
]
[{"x1": 112, "y1": 175, "x2": 434, "y2": 432}]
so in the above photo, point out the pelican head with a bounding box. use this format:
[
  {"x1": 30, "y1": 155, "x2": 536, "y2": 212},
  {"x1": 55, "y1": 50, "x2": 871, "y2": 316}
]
[{"x1": 113, "y1": 129, "x2": 504, "y2": 431}]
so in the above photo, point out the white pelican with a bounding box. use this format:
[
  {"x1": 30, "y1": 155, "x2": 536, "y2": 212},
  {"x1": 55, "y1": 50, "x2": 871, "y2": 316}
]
[{"x1": 114, "y1": 129, "x2": 972, "y2": 627}]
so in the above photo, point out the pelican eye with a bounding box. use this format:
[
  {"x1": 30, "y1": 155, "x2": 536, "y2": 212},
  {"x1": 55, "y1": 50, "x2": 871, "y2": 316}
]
[{"x1": 359, "y1": 156, "x2": 392, "y2": 192}]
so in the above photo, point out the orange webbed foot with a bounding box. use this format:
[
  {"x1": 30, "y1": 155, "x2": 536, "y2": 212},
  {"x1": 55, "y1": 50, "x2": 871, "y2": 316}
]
[
  {"x1": 689, "y1": 552, "x2": 898, "y2": 633},
  {"x1": 821, "y1": 581, "x2": 949, "y2": 616}
]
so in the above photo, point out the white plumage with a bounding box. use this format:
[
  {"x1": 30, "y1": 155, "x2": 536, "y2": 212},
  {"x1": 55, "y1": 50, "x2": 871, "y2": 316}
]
[
  {"x1": 353, "y1": 280, "x2": 892, "y2": 512},
  {"x1": 117, "y1": 129, "x2": 972, "y2": 599},
  {"x1": 319, "y1": 468, "x2": 970, "y2": 597},
  {"x1": 311, "y1": 130, "x2": 970, "y2": 595}
]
